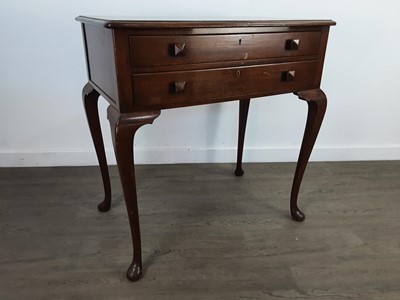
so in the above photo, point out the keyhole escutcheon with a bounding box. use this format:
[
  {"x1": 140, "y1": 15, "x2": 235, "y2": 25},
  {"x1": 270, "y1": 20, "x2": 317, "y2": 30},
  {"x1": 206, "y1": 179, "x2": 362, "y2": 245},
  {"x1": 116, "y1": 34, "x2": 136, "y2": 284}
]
[{"x1": 236, "y1": 70, "x2": 241, "y2": 78}]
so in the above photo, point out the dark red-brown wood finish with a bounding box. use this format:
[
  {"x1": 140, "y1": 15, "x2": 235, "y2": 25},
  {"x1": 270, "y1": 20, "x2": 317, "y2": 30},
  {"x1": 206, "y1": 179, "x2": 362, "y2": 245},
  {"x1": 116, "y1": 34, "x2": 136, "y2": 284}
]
[
  {"x1": 235, "y1": 99, "x2": 250, "y2": 177},
  {"x1": 77, "y1": 16, "x2": 335, "y2": 281},
  {"x1": 82, "y1": 83, "x2": 111, "y2": 212}
]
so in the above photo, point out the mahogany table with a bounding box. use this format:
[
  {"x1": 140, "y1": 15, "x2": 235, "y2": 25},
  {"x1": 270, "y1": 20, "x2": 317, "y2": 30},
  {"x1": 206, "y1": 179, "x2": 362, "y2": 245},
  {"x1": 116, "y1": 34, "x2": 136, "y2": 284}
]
[{"x1": 76, "y1": 16, "x2": 335, "y2": 281}]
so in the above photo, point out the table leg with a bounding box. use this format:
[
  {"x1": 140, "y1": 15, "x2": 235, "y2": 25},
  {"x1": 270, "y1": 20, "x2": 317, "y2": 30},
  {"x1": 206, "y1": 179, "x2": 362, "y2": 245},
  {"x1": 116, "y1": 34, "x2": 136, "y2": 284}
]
[
  {"x1": 291, "y1": 89, "x2": 327, "y2": 222},
  {"x1": 107, "y1": 105, "x2": 160, "y2": 281},
  {"x1": 235, "y1": 99, "x2": 251, "y2": 176},
  {"x1": 82, "y1": 83, "x2": 112, "y2": 212}
]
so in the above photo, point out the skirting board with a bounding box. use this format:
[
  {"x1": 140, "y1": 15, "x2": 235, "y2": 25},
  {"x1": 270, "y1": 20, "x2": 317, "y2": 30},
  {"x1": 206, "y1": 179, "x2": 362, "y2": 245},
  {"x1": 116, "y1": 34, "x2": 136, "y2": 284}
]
[{"x1": 0, "y1": 146, "x2": 399, "y2": 167}]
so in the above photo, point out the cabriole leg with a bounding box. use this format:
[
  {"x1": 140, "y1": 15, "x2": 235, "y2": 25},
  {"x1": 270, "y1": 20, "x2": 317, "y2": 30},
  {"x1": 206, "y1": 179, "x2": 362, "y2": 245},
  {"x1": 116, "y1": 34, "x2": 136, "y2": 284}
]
[
  {"x1": 107, "y1": 105, "x2": 160, "y2": 281},
  {"x1": 235, "y1": 99, "x2": 250, "y2": 176},
  {"x1": 291, "y1": 89, "x2": 327, "y2": 222},
  {"x1": 82, "y1": 83, "x2": 112, "y2": 212}
]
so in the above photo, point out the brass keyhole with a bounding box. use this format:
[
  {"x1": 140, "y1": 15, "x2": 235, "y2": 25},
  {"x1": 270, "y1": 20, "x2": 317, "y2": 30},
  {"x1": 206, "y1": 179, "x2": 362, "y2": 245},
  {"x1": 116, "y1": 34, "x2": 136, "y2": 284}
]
[{"x1": 236, "y1": 70, "x2": 241, "y2": 78}]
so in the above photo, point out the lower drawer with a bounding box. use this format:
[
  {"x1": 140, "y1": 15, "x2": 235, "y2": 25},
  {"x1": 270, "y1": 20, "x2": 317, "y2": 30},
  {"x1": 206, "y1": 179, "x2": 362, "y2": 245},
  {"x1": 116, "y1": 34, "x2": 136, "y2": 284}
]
[{"x1": 132, "y1": 61, "x2": 318, "y2": 109}]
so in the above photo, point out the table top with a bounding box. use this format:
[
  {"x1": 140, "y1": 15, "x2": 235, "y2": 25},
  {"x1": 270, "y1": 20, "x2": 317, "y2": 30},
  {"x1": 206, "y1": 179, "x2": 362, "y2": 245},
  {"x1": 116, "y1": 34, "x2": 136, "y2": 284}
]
[{"x1": 76, "y1": 16, "x2": 336, "y2": 29}]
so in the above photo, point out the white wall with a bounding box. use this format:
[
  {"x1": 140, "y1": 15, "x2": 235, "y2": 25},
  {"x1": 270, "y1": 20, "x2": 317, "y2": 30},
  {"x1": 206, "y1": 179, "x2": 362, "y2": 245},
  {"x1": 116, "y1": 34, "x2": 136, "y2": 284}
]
[{"x1": 1, "y1": 0, "x2": 399, "y2": 167}]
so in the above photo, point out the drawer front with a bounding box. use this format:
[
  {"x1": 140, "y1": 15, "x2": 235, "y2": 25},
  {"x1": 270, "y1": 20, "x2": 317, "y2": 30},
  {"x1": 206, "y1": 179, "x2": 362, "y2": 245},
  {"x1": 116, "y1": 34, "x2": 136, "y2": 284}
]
[
  {"x1": 130, "y1": 31, "x2": 321, "y2": 68},
  {"x1": 133, "y1": 61, "x2": 318, "y2": 109}
]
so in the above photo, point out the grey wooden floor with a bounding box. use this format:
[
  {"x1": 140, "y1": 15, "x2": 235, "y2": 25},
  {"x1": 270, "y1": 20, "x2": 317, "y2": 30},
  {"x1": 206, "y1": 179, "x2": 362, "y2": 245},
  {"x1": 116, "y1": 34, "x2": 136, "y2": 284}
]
[{"x1": 1, "y1": 161, "x2": 399, "y2": 300}]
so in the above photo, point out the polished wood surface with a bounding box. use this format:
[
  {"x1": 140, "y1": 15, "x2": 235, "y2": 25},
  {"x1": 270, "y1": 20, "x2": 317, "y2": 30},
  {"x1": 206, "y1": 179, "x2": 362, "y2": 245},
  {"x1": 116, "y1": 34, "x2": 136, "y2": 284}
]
[
  {"x1": 77, "y1": 17, "x2": 335, "y2": 281},
  {"x1": 82, "y1": 83, "x2": 111, "y2": 212},
  {"x1": 291, "y1": 89, "x2": 327, "y2": 221},
  {"x1": 76, "y1": 16, "x2": 336, "y2": 28},
  {"x1": 107, "y1": 107, "x2": 160, "y2": 281},
  {"x1": 235, "y1": 99, "x2": 250, "y2": 177},
  {"x1": 133, "y1": 61, "x2": 318, "y2": 109},
  {"x1": 129, "y1": 31, "x2": 321, "y2": 68}
]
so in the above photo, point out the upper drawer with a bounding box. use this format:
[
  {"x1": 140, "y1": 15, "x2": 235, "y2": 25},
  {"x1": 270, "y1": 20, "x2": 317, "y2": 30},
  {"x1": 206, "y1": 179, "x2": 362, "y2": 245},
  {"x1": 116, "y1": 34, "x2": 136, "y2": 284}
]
[{"x1": 129, "y1": 31, "x2": 321, "y2": 67}]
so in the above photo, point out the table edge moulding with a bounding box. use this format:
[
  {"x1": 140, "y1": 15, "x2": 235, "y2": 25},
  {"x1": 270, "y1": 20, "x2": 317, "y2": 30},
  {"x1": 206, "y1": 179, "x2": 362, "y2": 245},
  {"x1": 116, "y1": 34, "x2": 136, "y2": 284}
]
[{"x1": 76, "y1": 16, "x2": 336, "y2": 281}]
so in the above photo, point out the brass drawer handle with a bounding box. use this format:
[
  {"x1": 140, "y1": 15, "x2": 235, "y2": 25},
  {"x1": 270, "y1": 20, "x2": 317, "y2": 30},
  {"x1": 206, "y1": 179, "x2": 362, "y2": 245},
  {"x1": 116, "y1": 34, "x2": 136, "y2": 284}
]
[
  {"x1": 170, "y1": 81, "x2": 186, "y2": 93},
  {"x1": 282, "y1": 71, "x2": 296, "y2": 82},
  {"x1": 169, "y1": 43, "x2": 186, "y2": 56},
  {"x1": 285, "y1": 39, "x2": 300, "y2": 50}
]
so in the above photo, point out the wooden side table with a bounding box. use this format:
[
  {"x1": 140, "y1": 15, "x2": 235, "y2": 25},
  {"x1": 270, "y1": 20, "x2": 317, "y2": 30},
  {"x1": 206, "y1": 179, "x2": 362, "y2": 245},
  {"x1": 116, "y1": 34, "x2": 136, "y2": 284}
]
[{"x1": 76, "y1": 16, "x2": 335, "y2": 281}]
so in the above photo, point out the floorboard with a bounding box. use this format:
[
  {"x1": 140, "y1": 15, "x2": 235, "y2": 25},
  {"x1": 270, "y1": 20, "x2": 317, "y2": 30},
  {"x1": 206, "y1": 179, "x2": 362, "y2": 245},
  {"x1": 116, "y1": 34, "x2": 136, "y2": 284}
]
[{"x1": 0, "y1": 161, "x2": 399, "y2": 299}]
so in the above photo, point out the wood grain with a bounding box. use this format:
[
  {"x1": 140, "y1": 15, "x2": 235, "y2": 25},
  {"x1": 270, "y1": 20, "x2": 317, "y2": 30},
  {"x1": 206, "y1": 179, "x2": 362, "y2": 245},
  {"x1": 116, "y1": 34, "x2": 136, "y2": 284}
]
[
  {"x1": 129, "y1": 32, "x2": 321, "y2": 68},
  {"x1": 75, "y1": 16, "x2": 336, "y2": 29},
  {"x1": 133, "y1": 61, "x2": 318, "y2": 109}
]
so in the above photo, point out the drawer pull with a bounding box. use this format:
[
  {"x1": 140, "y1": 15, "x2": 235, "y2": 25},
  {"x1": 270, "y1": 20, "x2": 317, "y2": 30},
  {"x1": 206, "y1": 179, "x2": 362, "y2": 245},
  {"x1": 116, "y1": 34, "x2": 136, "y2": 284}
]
[
  {"x1": 282, "y1": 71, "x2": 296, "y2": 82},
  {"x1": 169, "y1": 43, "x2": 186, "y2": 56},
  {"x1": 170, "y1": 81, "x2": 186, "y2": 93},
  {"x1": 285, "y1": 39, "x2": 300, "y2": 50}
]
